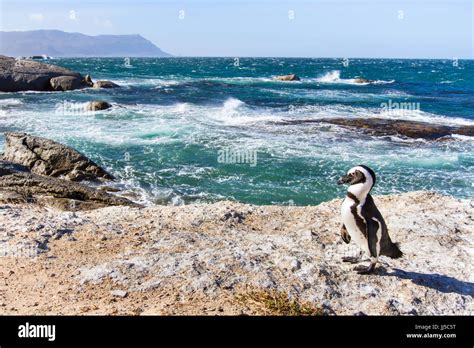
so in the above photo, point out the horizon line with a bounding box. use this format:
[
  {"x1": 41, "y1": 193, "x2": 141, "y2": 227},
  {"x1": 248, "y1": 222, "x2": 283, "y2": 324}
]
[{"x1": 5, "y1": 55, "x2": 473, "y2": 60}]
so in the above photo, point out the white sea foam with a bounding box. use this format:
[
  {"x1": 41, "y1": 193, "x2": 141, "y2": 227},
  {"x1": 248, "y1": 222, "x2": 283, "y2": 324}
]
[
  {"x1": 174, "y1": 103, "x2": 192, "y2": 113},
  {"x1": 284, "y1": 103, "x2": 474, "y2": 127},
  {"x1": 204, "y1": 98, "x2": 284, "y2": 126},
  {"x1": 316, "y1": 70, "x2": 343, "y2": 83},
  {"x1": 314, "y1": 70, "x2": 394, "y2": 85},
  {"x1": 0, "y1": 98, "x2": 23, "y2": 106},
  {"x1": 222, "y1": 98, "x2": 245, "y2": 113},
  {"x1": 377, "y1": 108, "x2": 474, "y2": 126},
  {"x1": 450, "y1": 134, "x2": 474, "y2": 141},
  {"x1": 113, "y1": 78, "x2": 186, "y2": 87}
]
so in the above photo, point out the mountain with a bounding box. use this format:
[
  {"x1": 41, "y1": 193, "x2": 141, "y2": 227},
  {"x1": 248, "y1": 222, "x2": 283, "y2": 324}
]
[{"x1": 0, "y1": 30, "x2": 171, "y2": 57}]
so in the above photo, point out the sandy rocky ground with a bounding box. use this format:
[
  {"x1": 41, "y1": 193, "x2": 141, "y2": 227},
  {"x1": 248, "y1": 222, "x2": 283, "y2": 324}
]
[{"x1": 0, "y1": 191, "x2": 472, "y2": 315}]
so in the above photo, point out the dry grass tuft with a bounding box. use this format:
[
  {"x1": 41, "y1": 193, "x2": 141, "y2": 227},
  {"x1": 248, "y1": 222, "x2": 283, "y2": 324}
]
[{"x1": 236, "y1": 288, "x2": 323, "y2": 316}]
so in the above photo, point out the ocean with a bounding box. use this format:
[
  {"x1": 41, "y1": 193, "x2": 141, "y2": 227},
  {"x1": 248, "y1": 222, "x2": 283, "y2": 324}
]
[{"x1": 0, "y1": 57, "x2": 473, "y2": 205}]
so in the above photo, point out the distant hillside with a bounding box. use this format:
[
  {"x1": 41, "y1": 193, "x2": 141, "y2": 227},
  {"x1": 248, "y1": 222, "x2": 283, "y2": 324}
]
[{"x1": 0, "y1": 30, "x2": 171, "y2": 57}]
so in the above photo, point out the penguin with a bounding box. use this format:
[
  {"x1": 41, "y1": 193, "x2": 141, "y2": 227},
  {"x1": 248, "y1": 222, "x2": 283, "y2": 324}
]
[{"x1": 337, "y1": 165, "x2": 403, "y2": 274}]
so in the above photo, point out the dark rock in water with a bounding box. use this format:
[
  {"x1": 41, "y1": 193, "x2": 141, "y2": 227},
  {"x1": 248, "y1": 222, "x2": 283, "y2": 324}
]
[
  {"x1": 30, "y1": 55, "x2": 47, "y2": 60},
  {"x1": 273, "y1": 74, "x2": 300, "y2": 81},
  {"x1": 0, "y1": 55, "x2": 89, "y2": 92},
  {"x1": 87, "y1": 100, "x2": 112, "y2": 111},
  {"x1": 0, "y1": 172, "x2": 137, "y2": 210},
  {"x1": 2, "y1": 132, "x2": 115, "y2": 181},
  {"x1": 50, "y1": 75, "x2": 88, "y2": 91},
  {"x1": 93, "y1": 80, "x2": 120, "y2": 89},
  {"x1": 354, "y1": 78, "x2": 374, "y2": 84},
  {"x1": 0, "y1": 160, "x2": 30, "y2": 177},
  {"x1": 276, "y1": 118, "x2": 474, "y2": 140}
]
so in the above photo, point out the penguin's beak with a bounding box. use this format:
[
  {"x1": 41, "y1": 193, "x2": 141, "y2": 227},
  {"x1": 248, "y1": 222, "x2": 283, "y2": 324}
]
[{"x1": 337, "y1": 175, "x2": 351, "y2": 185}]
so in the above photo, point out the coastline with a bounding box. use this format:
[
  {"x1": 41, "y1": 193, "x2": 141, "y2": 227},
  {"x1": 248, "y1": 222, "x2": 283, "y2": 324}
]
[{"x1": 0, "y1": 191, "x2": 472, "y2": 315}]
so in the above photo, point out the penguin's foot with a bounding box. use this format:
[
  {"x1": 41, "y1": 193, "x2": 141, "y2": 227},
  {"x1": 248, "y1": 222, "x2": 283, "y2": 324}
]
[
  {"x1": 342, "y1": 256, "x2": 362, "y2": 264},
  {"x1": 353, "y1": 263, "x2": 376, "y2": 274}
]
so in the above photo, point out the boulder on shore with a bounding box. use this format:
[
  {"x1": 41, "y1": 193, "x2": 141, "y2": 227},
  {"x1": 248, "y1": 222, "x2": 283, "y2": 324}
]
[
  {"x1": 0, "y1": 171, "x2": 136, "y2": 210},
  {"x1": 0, "y1": 160, "x2": 30, "y2": 176},
  {"x1": 87, "y1": 100, "x2": 112, "y2": 111},
  {"x1": 273, "y1": 74, "x2": 300, "y2": 81},
  {"x1": 0, "y1": 135, "x2": 137, "y2": 210},
  {"x1": 2, "y1": 132, "x2": 115, "y2": 181},
  {"x1": 0, "y1": 55, "x2": 89, "y2": 92},
  {"x1": 50, "y1": 75, "x2": 89, "y2": 91},
  {"x1": 276, "y1": 118, "x2": 474, "y2": 140},
  {"x1": 93, "y1": 80, "x2": 120, "y2": 89}
]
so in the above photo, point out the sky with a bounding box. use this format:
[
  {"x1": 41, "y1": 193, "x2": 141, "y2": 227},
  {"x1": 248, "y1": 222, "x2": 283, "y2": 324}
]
[{"x1": 0, "y1": 0, "x2": 472, "y2": 58}]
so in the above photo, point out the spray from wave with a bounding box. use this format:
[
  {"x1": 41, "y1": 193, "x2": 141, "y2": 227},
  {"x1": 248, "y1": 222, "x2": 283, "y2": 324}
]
[{"x1": 315, "y1": 70, "x2": 394, "y2": 85}]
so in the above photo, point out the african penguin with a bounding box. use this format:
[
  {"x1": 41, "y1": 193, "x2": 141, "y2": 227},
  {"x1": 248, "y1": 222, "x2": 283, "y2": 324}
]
[{"x1": 337, "y1": 165, "x2": 402, "y2": 274}]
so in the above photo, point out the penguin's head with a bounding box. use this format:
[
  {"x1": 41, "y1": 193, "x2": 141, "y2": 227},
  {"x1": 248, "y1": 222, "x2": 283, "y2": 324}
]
[{"x1": 337, "y1": 165, "x2": 376, "y2": 189}]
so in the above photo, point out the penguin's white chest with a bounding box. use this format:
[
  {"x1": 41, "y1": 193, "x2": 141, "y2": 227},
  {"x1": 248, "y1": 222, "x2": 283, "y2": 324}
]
[{"x1": 341, "y1": 197, "x2": 368, "y2": 252}]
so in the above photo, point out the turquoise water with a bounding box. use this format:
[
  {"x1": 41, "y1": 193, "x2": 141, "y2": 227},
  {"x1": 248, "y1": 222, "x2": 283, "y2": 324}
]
[{"x1": 1, "y1": 58, "x2": 473, "y2": 205}]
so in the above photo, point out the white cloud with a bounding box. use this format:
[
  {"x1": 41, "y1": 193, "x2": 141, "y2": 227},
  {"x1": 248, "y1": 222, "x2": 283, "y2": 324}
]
[{"x1": 29, "y1": 13, "x2": 44, "y2": 22}]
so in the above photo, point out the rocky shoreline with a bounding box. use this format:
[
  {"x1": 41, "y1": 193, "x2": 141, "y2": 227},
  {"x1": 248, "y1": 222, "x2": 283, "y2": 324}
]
[
  {"x1": 0, "y1": 134, "x2": 472, "y2": 316},
  {"x1": 0, "y1": 55, "x2": 119, "y2": 92},
  {"x1": 0, "y1": 190, "x2": 472, "y2": 315},
  {"x1": 0, "y1": 132, "x2": 137, "y2": 210}
]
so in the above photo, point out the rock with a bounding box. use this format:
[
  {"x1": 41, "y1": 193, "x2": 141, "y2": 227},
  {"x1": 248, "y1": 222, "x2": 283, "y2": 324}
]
[
  {"x1": 70, "y1": 192, "x2": 472, "y2": 315},
  {"x1": 275, "y1": 256, "x2": 301, "y2": 272},
  {"x1": 93, "y1": 80, "x2": 120, "y2": 89},
  {"x1": 0, "y1": 160, "x2": 30, "y2": 177},
  {"x1": 0, "y1": 55, "x2": 89, "y2": 92},
  {"x1": 354, "y1": 78, "x2": 374, "y2": 84},
  {"x1": 0, "y1": 190, "x2": 30, "y2": 204},
  {"x1": 221, "y1": 210, "x2": 246, "y2": 223},
  {"x1": 86, "y1": 100, "x2": 112, "y2": 111},
  {"x1": 110, "y1": 290, "x2": 128, "y2": 298},
  {"x1": 0, "y1": 172, "x2": 137, "y2": 210},
  {"x1": 273, "y1": 74, "x2": 300, "y2": 81},
  {"x1": 49, "y1": 75, "x2": 88, "y2": 91},
  {"x1": 2, "y1": 132, "x2": 115, "y2": 182},
  {"x1": 276, "y1": 118, "x2": 474, "y2": 140},
  {"x1": 0, "y1": 191, "x2": 472, "y2": 314}
]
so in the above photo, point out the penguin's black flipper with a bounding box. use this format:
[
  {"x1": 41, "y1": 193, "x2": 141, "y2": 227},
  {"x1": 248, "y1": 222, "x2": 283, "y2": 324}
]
[
  {"x1": 363, "y1": 195, "x2": 403, "y2": 259},
  {"x1": 361, "y1": 194, "x2": 384, "y2": 259},
  {"x1": 365, "y1": 215, "x2": 380, "y2": 260}
]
